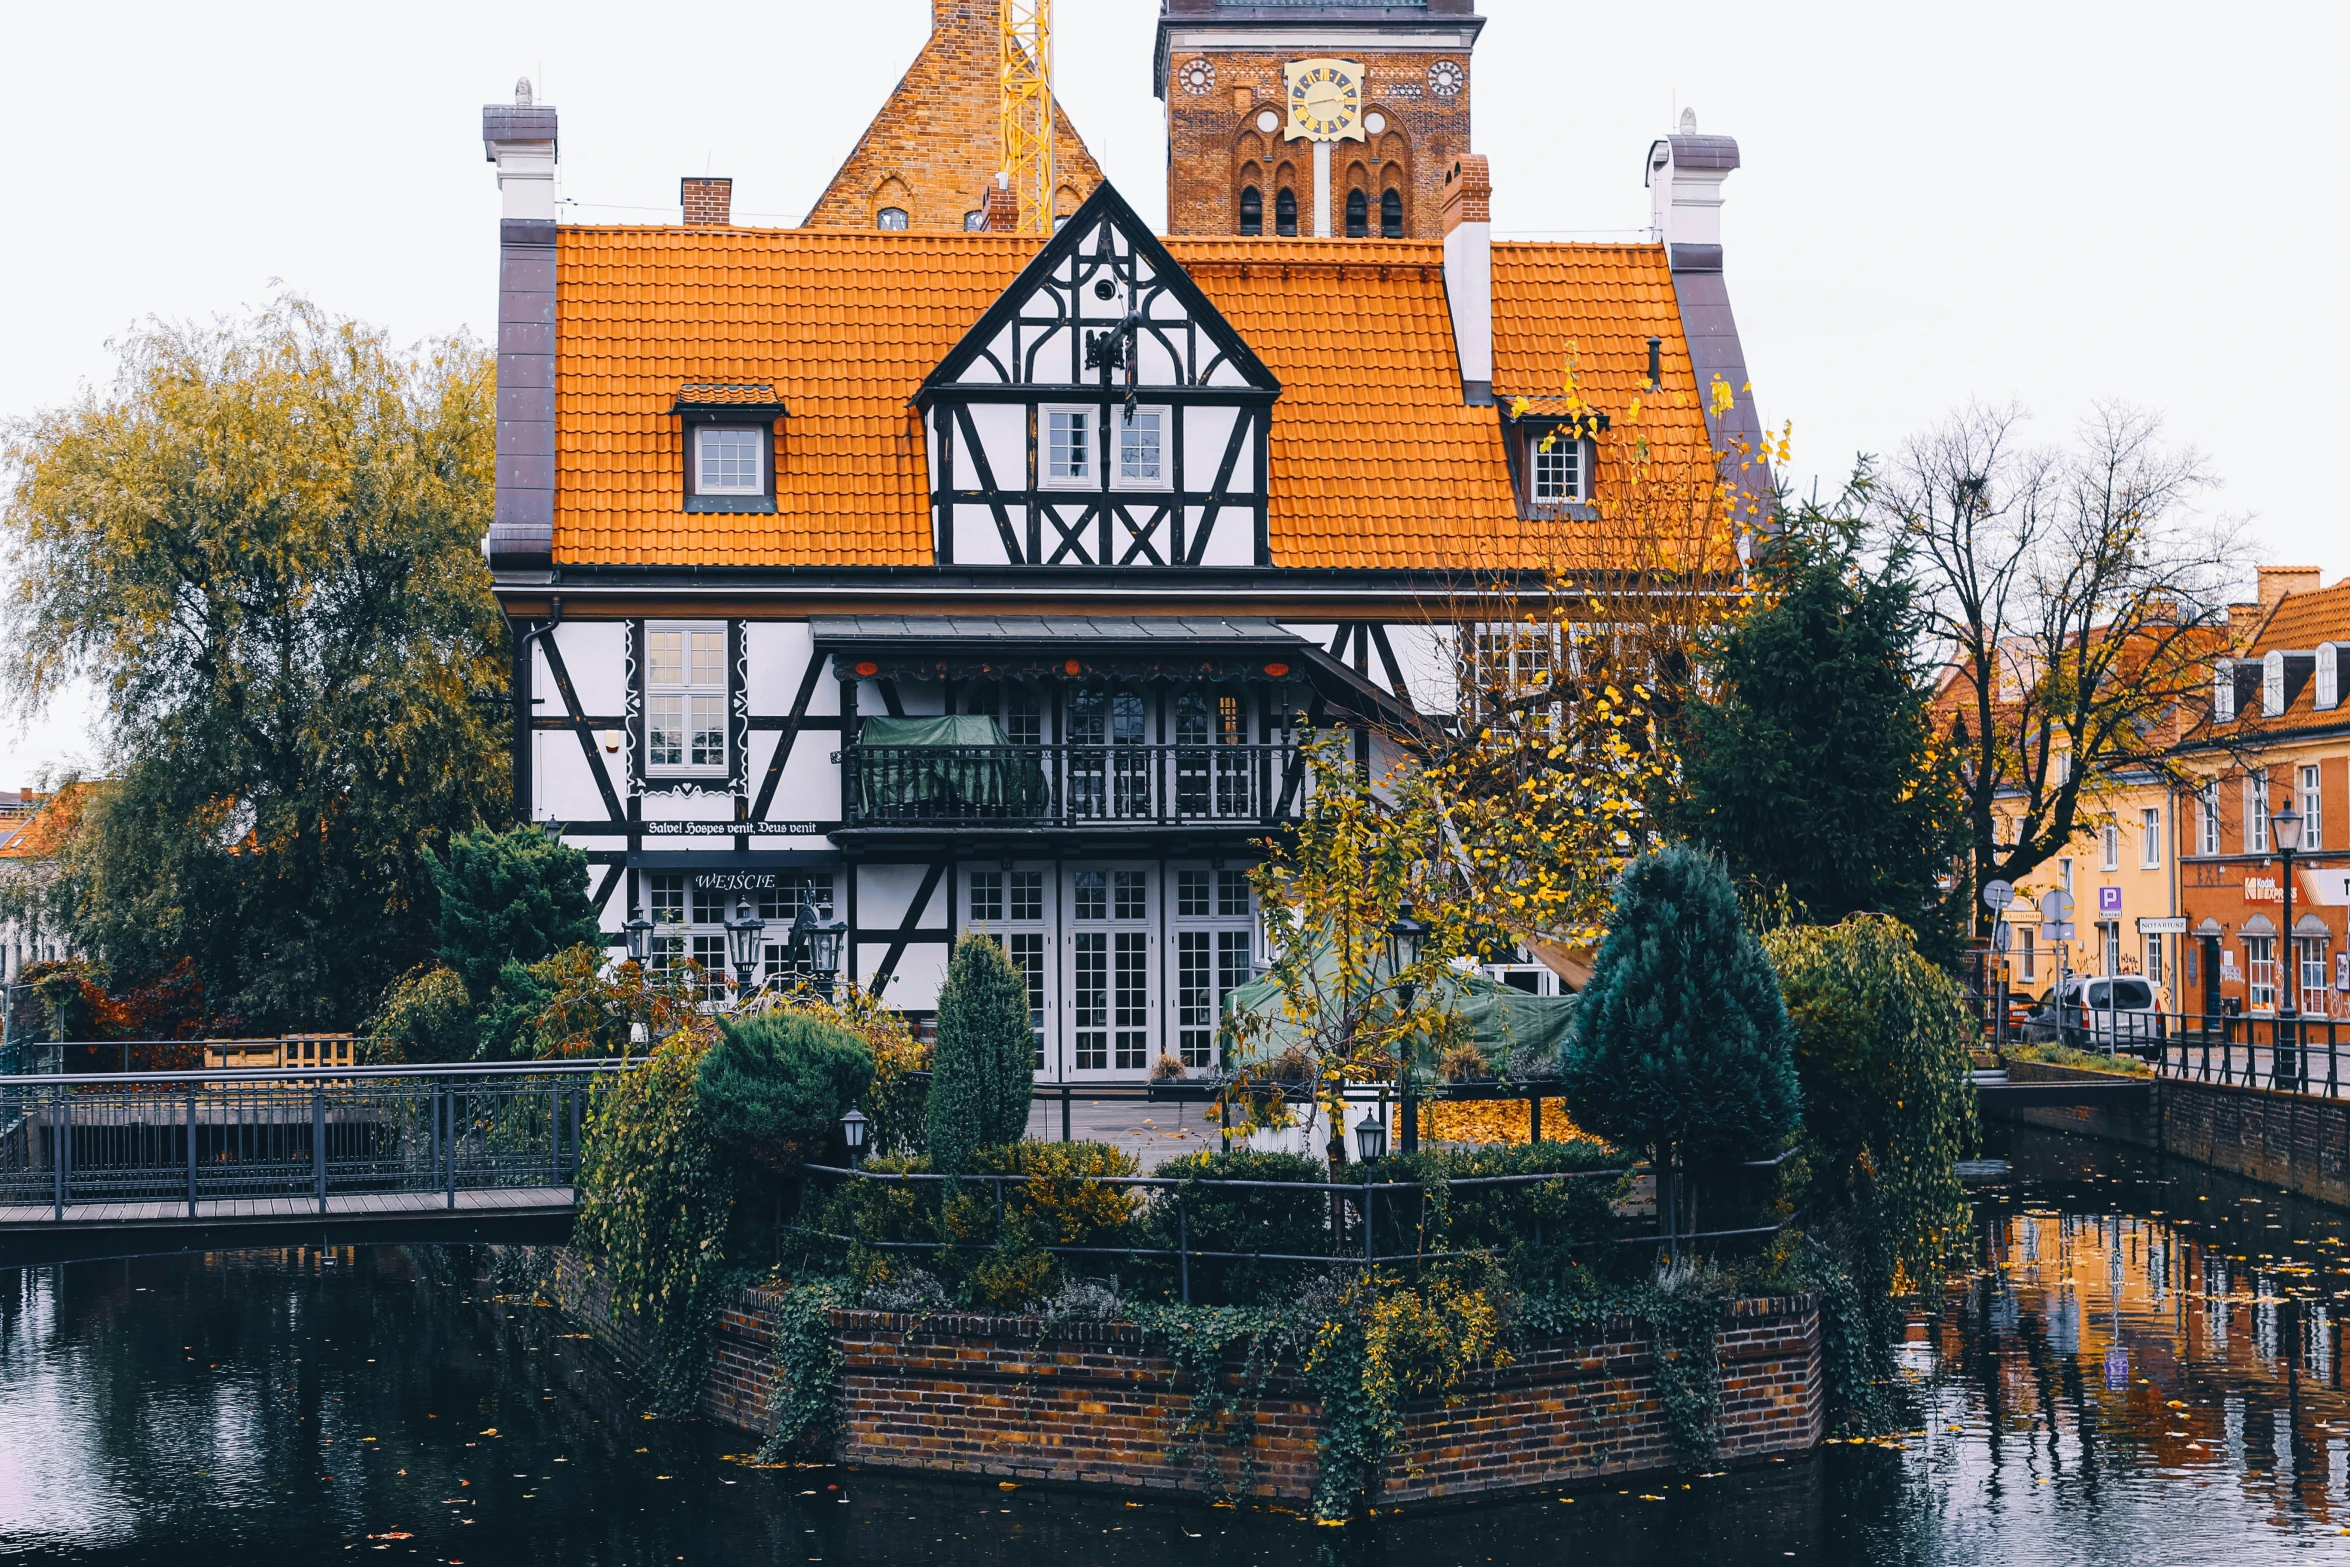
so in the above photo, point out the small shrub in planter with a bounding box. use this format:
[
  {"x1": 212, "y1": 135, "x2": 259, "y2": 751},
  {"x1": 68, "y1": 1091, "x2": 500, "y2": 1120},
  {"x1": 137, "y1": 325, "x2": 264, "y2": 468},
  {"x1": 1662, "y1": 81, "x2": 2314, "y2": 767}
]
[{"x1": 1133, "y1": 1149, "x2": 1330, "y2": 1305}]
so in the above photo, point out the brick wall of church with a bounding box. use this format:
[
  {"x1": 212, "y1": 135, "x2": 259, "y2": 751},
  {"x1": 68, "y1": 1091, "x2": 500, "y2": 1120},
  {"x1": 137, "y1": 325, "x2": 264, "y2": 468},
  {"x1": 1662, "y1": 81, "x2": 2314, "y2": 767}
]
[
  {"x1": 803, "y1": 0, "x2": 1104, "y2": 234},
  {"x1": 1165, "y1": 51, "x2": 1473, "y2": 239}
]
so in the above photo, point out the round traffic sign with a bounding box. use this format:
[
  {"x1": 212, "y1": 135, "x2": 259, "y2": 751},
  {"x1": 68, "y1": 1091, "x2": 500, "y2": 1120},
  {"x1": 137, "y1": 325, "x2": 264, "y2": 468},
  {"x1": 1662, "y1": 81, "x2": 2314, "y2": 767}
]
[
  {"x1": 1982, "y1": 879, "x2": 2015, "y2": 910},
  {"x1": 2038, "y1": 887, "x2": 2075, "y2": 922}
]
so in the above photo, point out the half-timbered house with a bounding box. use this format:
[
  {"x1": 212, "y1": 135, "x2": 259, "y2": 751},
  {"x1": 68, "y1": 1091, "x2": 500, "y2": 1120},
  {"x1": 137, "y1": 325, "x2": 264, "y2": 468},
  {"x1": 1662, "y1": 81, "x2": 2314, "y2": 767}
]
[{"x1": 478, "y1": 1, "x2": 1770, "y2": 1082}]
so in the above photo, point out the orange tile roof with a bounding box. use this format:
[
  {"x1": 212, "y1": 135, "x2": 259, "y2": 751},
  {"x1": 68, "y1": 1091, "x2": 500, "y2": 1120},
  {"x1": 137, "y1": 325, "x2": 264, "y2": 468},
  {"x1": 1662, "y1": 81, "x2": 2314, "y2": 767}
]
[
  {"x1": 0, "y1": 782, "x2": 94, "y2": 861},
  {"x1": 2248, "y1": 577, "x2": 2350, "y2": 657},
  {"x1": 550, "y1": 227, "x2": 1720, "y2": 571}
]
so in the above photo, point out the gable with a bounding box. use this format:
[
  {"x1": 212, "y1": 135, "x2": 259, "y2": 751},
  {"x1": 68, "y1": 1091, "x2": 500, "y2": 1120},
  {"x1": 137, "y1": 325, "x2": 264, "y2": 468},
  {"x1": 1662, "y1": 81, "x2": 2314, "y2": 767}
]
[
  {"x1": 802, "y1": 0, "x2": 1105, "y2": 234},
  {"x1": 922, "y1": 182, "x2": 1278, "y2": 398}
]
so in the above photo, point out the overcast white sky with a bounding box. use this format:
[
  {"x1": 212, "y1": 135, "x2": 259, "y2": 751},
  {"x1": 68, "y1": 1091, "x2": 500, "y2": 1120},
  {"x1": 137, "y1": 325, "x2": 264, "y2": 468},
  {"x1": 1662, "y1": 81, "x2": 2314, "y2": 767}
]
[{"x1": 3, "y1": 0, "x2": 2341, "y2": 785}]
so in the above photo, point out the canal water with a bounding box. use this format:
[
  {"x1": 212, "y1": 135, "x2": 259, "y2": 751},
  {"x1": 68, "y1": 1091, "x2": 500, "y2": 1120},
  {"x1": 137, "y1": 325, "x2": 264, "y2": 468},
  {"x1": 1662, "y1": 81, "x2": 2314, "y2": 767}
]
[{"x1": 5, "y1": 1124, "x2": 2350, "y2": 1565}]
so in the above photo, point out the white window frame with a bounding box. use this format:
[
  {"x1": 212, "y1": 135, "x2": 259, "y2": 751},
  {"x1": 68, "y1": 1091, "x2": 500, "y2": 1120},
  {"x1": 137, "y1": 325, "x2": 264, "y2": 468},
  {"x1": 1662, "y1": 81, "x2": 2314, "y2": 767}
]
[
  {"x1": 2214, "y1": 661, "x2": 2236, "y2": 723},
  {"x1": 2099, "y1": 823, "x2": 2120, "y2": 872},
  {"x1": 2302, "y1": 763, "x2": 2324, "y2": 851},
  {"x1": 1110, "y1": 405, "x2": 1171, "y2": 491},
  {"x1": 2059, "y1": 857, "x2": 2074, "y2": 893},
  {"x1": 2198, "y1": 783, "x2": 2221, "y2": 856},
  {"x1": 1040, "y1": 404, "x2": 1097, "y2": 490},
  {"x1": 1528, "y1": 428, "x2": 1586, "y2": 504},
  {"x1": 2298, "y1": 936, "x2": 2330, "y2": 1001},
  {"x1": 2140, "y1": 807, "x2": 2162, "y2": 869},
  {"x1": 2246, "y1": 773, "x2": 2270, "y2": 855},
  {"x1": 2246, "y1": 935, "x2": 2277, "y2": 1012},
  {"x1": 645, "y1": 620, "x2": 729, "y2": 778},
  {"x1": 2144, "y1": 932, "x2": 2163, "y2": 988},
  {"x1": 691, "y1": 425, "x2": 766, "y2": 496},
  {"x1": 2263, "y1": 651, "x2": 2286, "y2": 718},
  {"x1": 2319, "y1": 644, "x2": 2342, "y2": 712}
]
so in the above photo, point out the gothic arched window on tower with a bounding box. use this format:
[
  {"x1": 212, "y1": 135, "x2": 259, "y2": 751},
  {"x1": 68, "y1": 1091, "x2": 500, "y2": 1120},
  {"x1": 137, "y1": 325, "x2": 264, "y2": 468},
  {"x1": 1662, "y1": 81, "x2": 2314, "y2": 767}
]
[
  {"x1": 1381, "y1": 187, "x2": 1404, "y2": 239},
  {"x1": 1345, "y1": 189, "x2": 1368, "y2": 238},
  {"x1": 1239, "y1": 185, "x2": 1263, "y2": 236},
  {"x1": 1275, "y1": 188, "x2": 1297, "y2": 237}
]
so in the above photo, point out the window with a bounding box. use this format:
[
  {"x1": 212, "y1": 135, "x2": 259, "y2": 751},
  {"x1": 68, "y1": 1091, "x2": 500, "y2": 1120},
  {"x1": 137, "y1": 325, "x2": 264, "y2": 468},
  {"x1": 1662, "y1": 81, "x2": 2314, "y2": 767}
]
[
  {"x1": 2144, "y1": 933, "x2": 2163, "y2": 988},
  {"x1": 757, "y1": 875, "x2": 838, "y2": 985},
  {"x1": 2246, "y1": 773, "x2": 2271, "y2": 854},
  {"x1": 2299, "y1": 936, "x2": 2329, "y2": 1000},
  {"x1": 2053, "y1": 750, "x2": 2072, "y2": 785},
  {"x1": 1275, "y1": 187, "x2": 1298, "y2": 236},
  {"x1": 2058, "y1": 857, "x2": 2073, "y2": 893},
  {"x1": 2214, "y1": 660, "x2": 2236, "y2": 722},
  {"x1": 1115, "y1": 408, "x2": 1165, "y2": 487},
  {"x1": 1239, "y1": 185, "x2": 1263, "y2": 235},
  {"x1": 1043, "y1": 407, "x2": 1091, "y2": 486},
  {"x1": 963, "y1": 209, "x2": 985, "y2": 231},
  {"x1": 2263, "y1": 651, "x2": 2285, "y2": 718},
  {"x1": 2141, "y1": 807, "x2": 2162, "y2": 868},
  {"x1": 1345, "y1": 188, "x2": 1368, "y2": 237},
  {"x1": 876, "y1": 207, "x2": 909, "y2": 230},
  {"x1": 2303, "y1": 763, "x2": 2324, "y2": 850},
  {"x1": 647, "y1": 624, "x2": 726, "y2": 774},
  {"x1": 2099, "y1": 823, "x2": 2119, "y2": 872},
  {"x1": 2321, "y1": 644, "x2": 2342, "y2": 712},
  {"x1": 2019, "y1": 925, "x2": 2036, "y2": 983},
  {"x1": 2199, "y1": 784, "x2": 2221, "y2": 855},
  {"x1": 693, "y1": 427, "x2": 764, "y2": 495},
  {"x1": 1380, "y1": 187, "x2": 1403, "y2": 239},
  {"x1": 1176, "y1": 869, "x2": 1252, "y2": 918},
  {"x1": 971, "y1": 870, "x2": 1044, "y2": 924},
  {"x1": 1529, "y1": 430, "x2": 1583, "y2": 503},
  {"x1": 2246, "y1": 936, "x2": 2276, "y2": 1011}
]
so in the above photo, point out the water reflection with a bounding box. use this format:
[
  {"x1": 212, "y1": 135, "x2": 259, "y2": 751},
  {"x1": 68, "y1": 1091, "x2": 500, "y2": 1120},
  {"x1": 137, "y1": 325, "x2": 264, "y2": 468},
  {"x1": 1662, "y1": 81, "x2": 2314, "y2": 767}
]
[{"x1": 3, "y1": 1127, "x2": 2350, "y2": 1564}]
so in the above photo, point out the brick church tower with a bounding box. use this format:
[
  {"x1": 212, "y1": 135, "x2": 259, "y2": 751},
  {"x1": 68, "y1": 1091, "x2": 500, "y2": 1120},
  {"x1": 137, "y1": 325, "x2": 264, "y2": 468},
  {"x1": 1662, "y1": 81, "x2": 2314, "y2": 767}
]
[
  {"x1": 1156, "y1": 0, "x2": 1483, "y2": 240},
  {"x1": 805, "y1": 0, "x2": 1105, "y2": 233}
]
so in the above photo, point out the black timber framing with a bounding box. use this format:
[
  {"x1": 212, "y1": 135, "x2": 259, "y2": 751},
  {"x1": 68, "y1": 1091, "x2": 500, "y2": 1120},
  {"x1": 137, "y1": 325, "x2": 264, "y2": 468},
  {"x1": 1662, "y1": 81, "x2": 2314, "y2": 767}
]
[
  {"x1": 538, "y1": 628, "x2": 627, "y2": 825},
  {"x1": 750, "y1": 648, "x2": 832, "y2": 822}
]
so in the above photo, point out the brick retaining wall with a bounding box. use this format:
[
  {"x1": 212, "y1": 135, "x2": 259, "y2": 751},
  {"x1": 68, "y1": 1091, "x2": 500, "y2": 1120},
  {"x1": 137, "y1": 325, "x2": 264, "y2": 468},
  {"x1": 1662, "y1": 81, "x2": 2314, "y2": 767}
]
[
  {"x1": 692, "y1": 1288, "x2": 1823, "y2": 1503},
  {"x1": 1985, "y1": 1060, "x2": 2350, "y2": 1207}
]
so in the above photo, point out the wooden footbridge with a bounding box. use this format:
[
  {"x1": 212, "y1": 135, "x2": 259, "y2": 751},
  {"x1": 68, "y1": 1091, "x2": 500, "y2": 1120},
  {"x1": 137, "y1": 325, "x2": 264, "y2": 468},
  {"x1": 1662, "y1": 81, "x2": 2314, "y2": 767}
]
[{"x1": 0, "y1": 1060, "x2": 622, "y2": 1264}]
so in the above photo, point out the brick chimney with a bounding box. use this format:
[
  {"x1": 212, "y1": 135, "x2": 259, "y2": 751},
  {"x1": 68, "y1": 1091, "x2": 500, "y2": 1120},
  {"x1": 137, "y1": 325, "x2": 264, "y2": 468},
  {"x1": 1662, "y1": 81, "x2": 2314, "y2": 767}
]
[
  {"x1": 2227, "y1": 601, "x2": 2267, "y2": 648},
  {"x1": 681, "y1": 177, "x2": 733, "y2": 226},
  {"x1": 482, "y1": 78, "x2": 559, "y2": 571},
  {"x1": 2258, "y1": 564, "x2": 2322, "y2": 612},
  {"x1": 1441, "y1": 154, "x2": 1492, "y2": 407},
  {"x1": 979, "y1": 172, "x2": 1019, "y2": 232}
]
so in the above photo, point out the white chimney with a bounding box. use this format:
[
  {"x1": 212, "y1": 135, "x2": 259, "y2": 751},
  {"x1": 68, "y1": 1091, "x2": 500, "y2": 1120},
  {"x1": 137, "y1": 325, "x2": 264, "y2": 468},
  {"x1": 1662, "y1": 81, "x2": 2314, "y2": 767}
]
[
  {"x1": 1645, "y1": 108, "x2": 1740, "y2": 261},
  {"x1": 483, "y1": 78, "x2": 559, "y2": 221},
  {"x1": 1441, "y1": 154, "x2": 1493, "y2": 406}
]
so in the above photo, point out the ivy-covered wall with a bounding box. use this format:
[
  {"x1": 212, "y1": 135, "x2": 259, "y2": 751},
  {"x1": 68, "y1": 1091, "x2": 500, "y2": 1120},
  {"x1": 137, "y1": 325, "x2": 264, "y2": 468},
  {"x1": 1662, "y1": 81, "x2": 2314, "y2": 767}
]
[{"x1": 690, "y1": 1290, "x2": 1823, "y2": 1501}]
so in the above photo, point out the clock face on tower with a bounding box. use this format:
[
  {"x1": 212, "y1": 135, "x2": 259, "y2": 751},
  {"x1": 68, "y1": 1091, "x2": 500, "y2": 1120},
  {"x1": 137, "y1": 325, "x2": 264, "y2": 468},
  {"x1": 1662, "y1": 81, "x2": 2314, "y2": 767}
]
[{"x1": 1282, "y1": 58, "x2": 1366, "y2": 142}]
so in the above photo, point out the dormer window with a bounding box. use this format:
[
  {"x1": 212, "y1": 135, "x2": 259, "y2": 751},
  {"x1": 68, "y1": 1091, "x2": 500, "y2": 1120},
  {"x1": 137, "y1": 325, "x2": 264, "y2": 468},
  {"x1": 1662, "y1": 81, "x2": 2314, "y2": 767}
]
[
  {"x1": 2263, "y1": 650, "x2": 2286, "y2": 717},
  {"x1": 2321, "y1": 644, "x2": 2343, "y2": 711},
  {"x1": 1531, "y1": 431, "x2": 1583, "y2": 503},
  {"x1": 696, "y1": 428, "x2": 764, "y2": 494},
  {"x1": 2214, "y1": 660, "x2": 2236, "y2": 722},
  {"x1": 673, "y1": 384, "x2": 786, "y2": 513},
  {"x1": 1507, "y1": 416, "x2": 1596, "y2": 515}
]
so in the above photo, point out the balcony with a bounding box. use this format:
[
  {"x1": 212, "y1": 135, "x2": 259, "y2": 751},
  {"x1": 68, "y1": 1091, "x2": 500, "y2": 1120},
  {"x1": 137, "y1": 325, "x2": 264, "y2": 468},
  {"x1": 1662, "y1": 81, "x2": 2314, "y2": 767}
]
[{"x1": 841, "y1": 742, "x2": 1304, "y2": 833}]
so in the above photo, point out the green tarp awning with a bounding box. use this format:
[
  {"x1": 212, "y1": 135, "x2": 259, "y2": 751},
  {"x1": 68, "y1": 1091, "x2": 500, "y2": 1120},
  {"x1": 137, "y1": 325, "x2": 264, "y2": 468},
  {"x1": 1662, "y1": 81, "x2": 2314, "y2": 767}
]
[
  {"x1": 1222, "y1": 956, "x2": 1577, "y2": 1078},
  {"x1": 855, "y1": 716, "x2": 1048, "y2": 815}
]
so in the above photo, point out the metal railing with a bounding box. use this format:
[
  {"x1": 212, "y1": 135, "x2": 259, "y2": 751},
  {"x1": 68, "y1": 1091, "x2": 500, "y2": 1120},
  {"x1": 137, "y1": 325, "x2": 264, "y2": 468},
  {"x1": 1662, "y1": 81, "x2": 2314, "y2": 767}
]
[
  {"x1": 0, "y1": 1061, "x2": 625, "y2": 1221},
  {"x1": 2140, "y1": 1011, "x2": 2350, "y2": 1098},
  {"x1": 788, "y1": 1151, "x2": 1797, "y2": 1304},
  {"x1": 842, "y1": 742, "x2": 1304, "y2": 829}
]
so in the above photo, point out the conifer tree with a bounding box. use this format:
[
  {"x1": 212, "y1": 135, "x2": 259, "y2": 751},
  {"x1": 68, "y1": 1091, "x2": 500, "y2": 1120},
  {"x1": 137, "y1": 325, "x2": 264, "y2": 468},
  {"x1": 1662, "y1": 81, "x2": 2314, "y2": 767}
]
[
  {"x1": 927, "y1": 935, "x2": 1035, "y2": 1173},
  {"x1": 1561, "y1": 845, "x2": 1801, "y2": 1224}
]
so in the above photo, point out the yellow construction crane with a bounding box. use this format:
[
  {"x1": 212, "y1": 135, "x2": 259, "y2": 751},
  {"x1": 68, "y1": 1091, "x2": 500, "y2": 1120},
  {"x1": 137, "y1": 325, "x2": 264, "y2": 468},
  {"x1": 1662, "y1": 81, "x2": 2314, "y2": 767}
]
[{"x1": 999, "y1": 0, "x2": 1054, "y2": 234}]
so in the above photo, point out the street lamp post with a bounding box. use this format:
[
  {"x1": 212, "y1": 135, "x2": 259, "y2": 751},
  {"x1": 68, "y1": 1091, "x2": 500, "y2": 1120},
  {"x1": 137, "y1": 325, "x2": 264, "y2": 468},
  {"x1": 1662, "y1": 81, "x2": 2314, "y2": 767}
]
[
  {"x1": 723, "y1": 897, "x2": 768, "y2": 1006},
  {"x1": 622, "y1": 908, "x2": 655, "y2": 1061},
  {"x1": 1384, "y1": 904, "x2": 1431, "y2": 1156},
  {"x1": 2272, "y1": 801, "x2": 2304, "y2": 1091},
  {"x1": 789, "y1": 904, "x2": 849, "y2": 1000}
]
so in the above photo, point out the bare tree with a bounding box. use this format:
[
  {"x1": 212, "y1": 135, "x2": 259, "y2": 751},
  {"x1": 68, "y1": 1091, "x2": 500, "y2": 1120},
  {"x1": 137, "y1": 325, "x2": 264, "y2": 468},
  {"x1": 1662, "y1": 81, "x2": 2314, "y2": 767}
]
[{"x1": 1879, "y1": 402, "x2": 2243, "y2": 934}]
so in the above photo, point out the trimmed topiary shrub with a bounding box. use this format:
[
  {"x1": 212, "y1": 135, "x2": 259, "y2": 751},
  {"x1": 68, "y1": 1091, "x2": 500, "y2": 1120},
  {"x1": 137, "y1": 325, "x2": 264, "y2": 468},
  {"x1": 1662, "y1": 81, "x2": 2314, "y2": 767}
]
[
  {"x1": 928, "y1": 935, "x2": 1036, "y2": 1173},
  {"x1": 428, "y1": 823, "x2": 599, "y2": 1007},
  {"x1": 697, "y1": 1011, "x2": 874, "y2": 1178},
  {"x1": 1561, "y1": 844, "x2": 1801, "y2": 1233}
]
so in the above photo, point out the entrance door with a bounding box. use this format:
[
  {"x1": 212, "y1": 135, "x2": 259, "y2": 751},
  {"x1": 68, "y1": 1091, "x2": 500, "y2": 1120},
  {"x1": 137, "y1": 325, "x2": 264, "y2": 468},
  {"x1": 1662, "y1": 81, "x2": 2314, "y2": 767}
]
[
  {"x1": 2199, "y1": 935, "x2": 2222, "y2": 1022},
  {"x1": 1067, "y1": 865, "x2": 1154, "y2": 1076},
  {"x1": 1169, "y1": 864, "x2": 1256, "y2": 1071},
  {"x1": 962, "y1": 864, "x2": 1052, "y2": 1075}
]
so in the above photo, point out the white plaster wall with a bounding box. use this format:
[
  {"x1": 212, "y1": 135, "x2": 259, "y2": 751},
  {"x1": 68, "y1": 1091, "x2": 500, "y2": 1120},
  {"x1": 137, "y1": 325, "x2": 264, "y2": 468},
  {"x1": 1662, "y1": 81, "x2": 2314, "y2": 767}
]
[
  {"x1": 744, "y1": 621, "x2": 815, "y2": 714},
  {"x1": 1384, "y1": 622, "x2": 1459, "y2": 714},
  {"x1": 880, "y1": 942, "x2": 949, "y2": 1011},
  {"x1": 954, "y1": 504, "x2": 1014, "y2": 565},
  {"x1": 547, "y1": 621, "x2": 627, "y2": 717}
]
